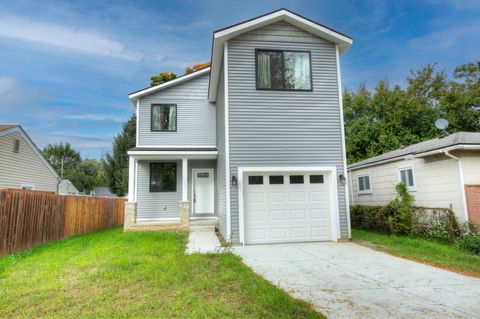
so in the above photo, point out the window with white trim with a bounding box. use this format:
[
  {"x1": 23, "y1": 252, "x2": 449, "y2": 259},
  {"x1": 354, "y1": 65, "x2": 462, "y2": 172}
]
[
  {"x1": 357, "y1": 174, "x2": 371, "y2": 194},
  {"x1": 399, "y1": 167, "x2": 415, "y2": 190}
]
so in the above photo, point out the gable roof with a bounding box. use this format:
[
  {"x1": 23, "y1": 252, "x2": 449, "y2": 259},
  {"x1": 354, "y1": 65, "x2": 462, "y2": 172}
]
[
  {"x1": 0, "y1": 125, "x2": 16, "y2": 132},
  {"x1": 348, "y1": 132, "x2": 480, "y2": 170},
  {"x1": 128, "y1": 67, "x2": 210, "y2": 105},
  {"x1": 0, "y1": 125, "x2": 60, "y2": 180},
  {"x1": 207, "y1": 8, "x2": 353, "y2": 102}
]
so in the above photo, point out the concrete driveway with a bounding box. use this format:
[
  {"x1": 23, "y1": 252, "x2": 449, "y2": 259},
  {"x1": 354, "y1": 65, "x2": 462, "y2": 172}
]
[{"x1": 234, "y1": 242, "x2": 480, "y2": 319}]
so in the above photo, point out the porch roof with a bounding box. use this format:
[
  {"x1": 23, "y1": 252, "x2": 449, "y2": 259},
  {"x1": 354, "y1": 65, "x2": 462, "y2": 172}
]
[{"x1": 128, "y1": 147, "x2": 217, "y2": 160}]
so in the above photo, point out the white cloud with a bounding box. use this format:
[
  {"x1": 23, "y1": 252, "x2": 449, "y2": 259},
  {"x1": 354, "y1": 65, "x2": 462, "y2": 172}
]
[
  {"x1": 63, "y1": 114, "x2": 125, "y2": 123},
  {"x1": 0, "y1": 76, "x2": 16, "y2": 95},
  {"x1": 0, "y1": 16, "x2": 140, "y2": 61}
]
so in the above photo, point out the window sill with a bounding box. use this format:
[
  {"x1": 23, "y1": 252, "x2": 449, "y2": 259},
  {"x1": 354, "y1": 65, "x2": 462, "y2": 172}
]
[{"x1": 358, "y1": 191, "x2": 372, "y2": 195}]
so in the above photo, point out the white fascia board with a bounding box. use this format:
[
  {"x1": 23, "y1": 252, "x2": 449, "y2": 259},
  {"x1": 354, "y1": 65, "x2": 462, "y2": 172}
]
[
  {"x1": 128, "y1": 150, "x2": 218, "y2": 160},
  {"x1": 1, "y1": 126, "x2": 60, "y2": 180},
  {"x1": 129, "y1": 67, "x2": 211, "y2": 105},
  {"x1": 208, "y1": 9, "x2": 352, "y2": 101}
]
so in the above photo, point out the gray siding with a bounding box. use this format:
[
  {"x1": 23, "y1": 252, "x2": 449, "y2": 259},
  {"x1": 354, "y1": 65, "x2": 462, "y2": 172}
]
[
  {"x1": 0, "y1": 131, "x2": 58, "y2": 192},
  {"x1": 138, "y1": 74, "x2": 216, "y2": 146},
  {"x1": 216, "y1": 67, "x2": 227, "y2": 239},
  {"x1": 136, "y1": 159, "x2": 216, "y2": 221},
  {"x1": 227, "y1": 21, "x2": 349, "y2": 242}
]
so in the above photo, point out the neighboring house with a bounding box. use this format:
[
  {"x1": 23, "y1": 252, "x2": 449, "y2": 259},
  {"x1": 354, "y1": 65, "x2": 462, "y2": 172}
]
[
  {"x1": 91, "y1": 186, "x2": 116, "y2": 197},
  {"x1": 348, "y1": 132, "x2": 480, "y2": 225},
  {"x1": 58, "y1": 179, "x2": 80, "y2": 195},
  {"x1": 126, "y1": 9, "x2": 353, "y2": 244},
  {"x1": 0, "y1": 125, "x2": 60, "y2": 192}
]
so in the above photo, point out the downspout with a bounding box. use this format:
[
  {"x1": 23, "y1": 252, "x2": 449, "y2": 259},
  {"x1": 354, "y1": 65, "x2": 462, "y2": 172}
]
[{"x1": 444, "y1": 150, "x2": 469, "y2": 223}]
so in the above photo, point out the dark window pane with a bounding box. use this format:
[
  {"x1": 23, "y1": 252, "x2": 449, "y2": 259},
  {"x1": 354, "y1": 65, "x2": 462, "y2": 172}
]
[
  {"x1": 248, "y1": 176, "x2": 263, "y2": 185},
  {"x1": 269, "y1": 175, "x2": 284, "y2": 184},
  {"x1": 309, "y1": 175, "x2": 324, "y2": 184},
  {"x1": 284, "y1": 52, "x2": 311, "y2": 89},
  {"x1": 289, "y1": 175, "x2": 304, "y2": 184},
  {"x1": 364, "y1": 176, "x2": 371, "y2": 190},
  {"x1": 407, "y1": 169, "x2": 414, "y2": 187},
  {"x1": 400, "y1": 170, "x2": 407, "y2": 185},
  {"x1": 150, "y1": 162, "x2": 176, "y2": 192},
  {"x1": 152, "y1": 104, "x2": 176, "y2": 131},
  {"x1": 257, "y1": 51, "x2": 283, "y2": 89},
  {"x1": 197, "y1": 172, "x2": 209, "y2": 178}
]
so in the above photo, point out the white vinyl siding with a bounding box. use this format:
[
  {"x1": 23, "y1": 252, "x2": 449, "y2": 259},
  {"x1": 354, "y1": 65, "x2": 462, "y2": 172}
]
[
  {"x1": 0, "y1": 131, "x2": 58, "y2": 192},
  {"x1": 350, "y1": 155, "x2": 467, "y2": 223}
]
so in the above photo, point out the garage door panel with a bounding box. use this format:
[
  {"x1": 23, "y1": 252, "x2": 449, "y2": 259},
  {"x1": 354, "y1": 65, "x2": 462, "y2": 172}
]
[
  {"x1": 245, "y1": 171, "x2": 332, "y2": 244},
  {"x1": 269, "y1": 192, "x2": 286, "y2": 202},
  {"x1": 289, "y1": 192, "x2": 306, "y2": 201},
  {"x1": 291, "y1": 209, "x2": 307, "y2": 220}
]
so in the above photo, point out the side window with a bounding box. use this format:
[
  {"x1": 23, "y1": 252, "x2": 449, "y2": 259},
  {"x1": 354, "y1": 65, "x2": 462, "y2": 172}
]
[
  {"x1": 151, "y1": 104, "x2": 177, "y2": 131},
  {"x1": 399, "y1": 167, "x2": 415, "y2": 190},
  {"x1": 357, "y1": 174, "x2": 372, "y2": 194}
]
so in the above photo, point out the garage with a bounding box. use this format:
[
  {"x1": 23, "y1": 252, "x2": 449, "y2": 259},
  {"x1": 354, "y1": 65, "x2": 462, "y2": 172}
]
[{"x1": 243, "y1": 170, "x2": 335, "y2": 244}]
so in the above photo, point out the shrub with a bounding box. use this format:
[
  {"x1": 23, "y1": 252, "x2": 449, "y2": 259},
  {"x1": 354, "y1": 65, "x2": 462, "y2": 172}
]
[
  {"x1": 350, "y1": 205, "x2": 387, "y2": 232},
  {"x1": 414, "y1": 207, "x2": 461, "y2": 243},
  {"x1": 381, "y1": 183, "x2": 415, "y2": 235},
  {"x1": 456, "y1": 234, "x2": 480, "y2": 255}
]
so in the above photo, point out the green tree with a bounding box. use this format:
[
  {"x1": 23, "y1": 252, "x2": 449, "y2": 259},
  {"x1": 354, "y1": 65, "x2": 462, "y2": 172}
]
[
  {"x1": 42, "y1": 143, "x2": 106, "y2": 193},
  {"x1": 103, "y1": 113, "x2": 136, "y2": 196},
  {"x1": 150, "y1": 71, "x2": 177, "y2": 86},
  {"x1": 42, "y1": 143, "x2": 81, "y2": 177}
]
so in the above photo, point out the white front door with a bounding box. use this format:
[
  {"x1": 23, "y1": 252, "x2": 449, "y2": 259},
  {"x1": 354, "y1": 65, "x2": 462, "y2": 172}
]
[{"x1": 193, "y1": 169, "x2": 214, "y2": 215}]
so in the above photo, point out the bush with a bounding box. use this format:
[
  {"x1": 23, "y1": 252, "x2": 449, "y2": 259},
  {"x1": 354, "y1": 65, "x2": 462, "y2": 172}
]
[
  {"x1": 381, "y1": 183, "x2": 415, "y2": 235},
  {"x1": 350, "y1": 205, "x2": 387, "y2": 232},
  {"x1": 456, "y1": 234, "x2": 480, "y2": 255},
  {"x1": 414, "y1": 207, "x2": 461, "y2": 243}
]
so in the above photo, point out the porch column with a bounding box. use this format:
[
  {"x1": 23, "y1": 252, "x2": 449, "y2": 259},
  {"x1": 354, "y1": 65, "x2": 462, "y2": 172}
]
[
  {"x1": 127, "y1": 156, "x2": 136, "y2": 202},
  {"x1": 182, "y1": 158, "x2": 188, "y2": 201}
]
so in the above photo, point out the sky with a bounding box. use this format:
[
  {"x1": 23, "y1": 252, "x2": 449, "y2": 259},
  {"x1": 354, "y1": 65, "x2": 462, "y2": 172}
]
[{"x1": 0, "y1": 0, "x2": 479, "y2": 159}]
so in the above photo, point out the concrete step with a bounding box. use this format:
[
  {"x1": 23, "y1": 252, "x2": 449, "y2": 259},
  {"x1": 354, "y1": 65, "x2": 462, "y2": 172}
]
[{"x1": 189, "y1": 224, "x2": 216, "y2": 232}]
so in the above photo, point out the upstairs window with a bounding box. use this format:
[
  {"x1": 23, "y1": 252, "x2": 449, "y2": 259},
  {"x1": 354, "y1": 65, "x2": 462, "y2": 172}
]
[
  {"x1": 357, "y1": 174, "x2": 371, "y2": 194},
  {"x1": 399, "y1": 167, "x2": 415, "y2": 190},
  {"x1": 150, "y1": 162, "x2": 176, "y2": 192},
  {"x1": 151, "y1": 104, "x2": 176, "y2": 131},
  {"x1": 256, "y1": 50, "x2": 312, "y2": 90}
]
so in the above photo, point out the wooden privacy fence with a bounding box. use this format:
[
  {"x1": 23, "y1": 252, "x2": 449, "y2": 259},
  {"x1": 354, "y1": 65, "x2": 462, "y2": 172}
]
[{"x1": 0, "y1": 189, "x2": 125, "y2": 256}]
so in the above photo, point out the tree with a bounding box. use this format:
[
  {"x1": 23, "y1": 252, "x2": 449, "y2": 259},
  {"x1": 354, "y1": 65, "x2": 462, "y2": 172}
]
[
  {"x1": 42, "y1": 143, "x2": 105, "y2": 193},
  {"x1": 42, "y1": 143, "x2": 81, "y2": 177},
  {"x1": 150, "y1": 71, "x2": 177, "y2": 86},
  {"x1": 103, "y1": 113, "x2": 136, "y2": 196},
  {"x1": 185, "y1": 62, "x2": 211, "y2": 74},
  {"x1": 344, "y1": 61, "x2": 480, "y2": 164}
]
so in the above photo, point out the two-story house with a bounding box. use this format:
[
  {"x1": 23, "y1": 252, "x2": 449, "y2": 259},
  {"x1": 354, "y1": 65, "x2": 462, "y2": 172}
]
[{"x1": 125, "y1": 9, "x2": 353, "y2": 244}]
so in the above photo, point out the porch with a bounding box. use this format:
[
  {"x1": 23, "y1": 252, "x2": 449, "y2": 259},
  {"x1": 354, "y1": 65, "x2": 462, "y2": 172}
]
[{"x1": 124, "y1": 148, "x2": 218, "y2": 231}]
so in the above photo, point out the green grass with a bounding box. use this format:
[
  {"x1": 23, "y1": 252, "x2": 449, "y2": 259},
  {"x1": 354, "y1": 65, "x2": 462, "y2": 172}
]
[
  {"x1": 352, "y1": 228, "x2": 480, "y2": 277},
  {"x1": 0, "y1": 227, "x2": 322, "y2": 318}
]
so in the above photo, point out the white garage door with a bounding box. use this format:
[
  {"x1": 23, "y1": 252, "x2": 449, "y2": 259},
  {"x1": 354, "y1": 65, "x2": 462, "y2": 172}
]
[{"x1": 244, "y1": 172, "x2": 332, "y2": 244}]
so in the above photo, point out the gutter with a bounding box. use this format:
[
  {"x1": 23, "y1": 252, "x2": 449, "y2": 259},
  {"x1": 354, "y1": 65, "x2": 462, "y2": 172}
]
[{"x1": 443, "y1": 150, "x2": 469, "y2": 223}]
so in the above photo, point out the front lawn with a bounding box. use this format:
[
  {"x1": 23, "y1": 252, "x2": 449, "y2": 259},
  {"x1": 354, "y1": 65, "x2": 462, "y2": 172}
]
[
  {"x1": 0, "y1": 227, "x2": 322, "y2": 318},
  {"x1": 352, "y1": 228, "x2": 480, "y2": 277}
]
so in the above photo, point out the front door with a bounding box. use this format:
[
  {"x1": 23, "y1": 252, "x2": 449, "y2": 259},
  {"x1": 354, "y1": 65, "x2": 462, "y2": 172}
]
[{"x1": 192, "y1": 169, "x2": 214, "y2": 215}]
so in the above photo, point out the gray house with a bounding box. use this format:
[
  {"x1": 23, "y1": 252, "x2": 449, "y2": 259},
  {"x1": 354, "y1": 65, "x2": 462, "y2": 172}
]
[
  {"x1": 0, "y1": 125, "x2": 60, "y2": 192},
  {"x1": 125, "y1": 9, "x2": 353, "y2": 244}
]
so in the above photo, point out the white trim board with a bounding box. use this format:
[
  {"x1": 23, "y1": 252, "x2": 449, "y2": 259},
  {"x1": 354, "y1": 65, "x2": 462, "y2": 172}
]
[
  {"x1": 236, "y1": 166, "x2": 341, "y2": 245},
  {"x1": 129, "y1": 67, "x2": 211, "y2": 104},
  {"x1": 224, "y1": 41, "x2": 232, "y2": 241}
]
